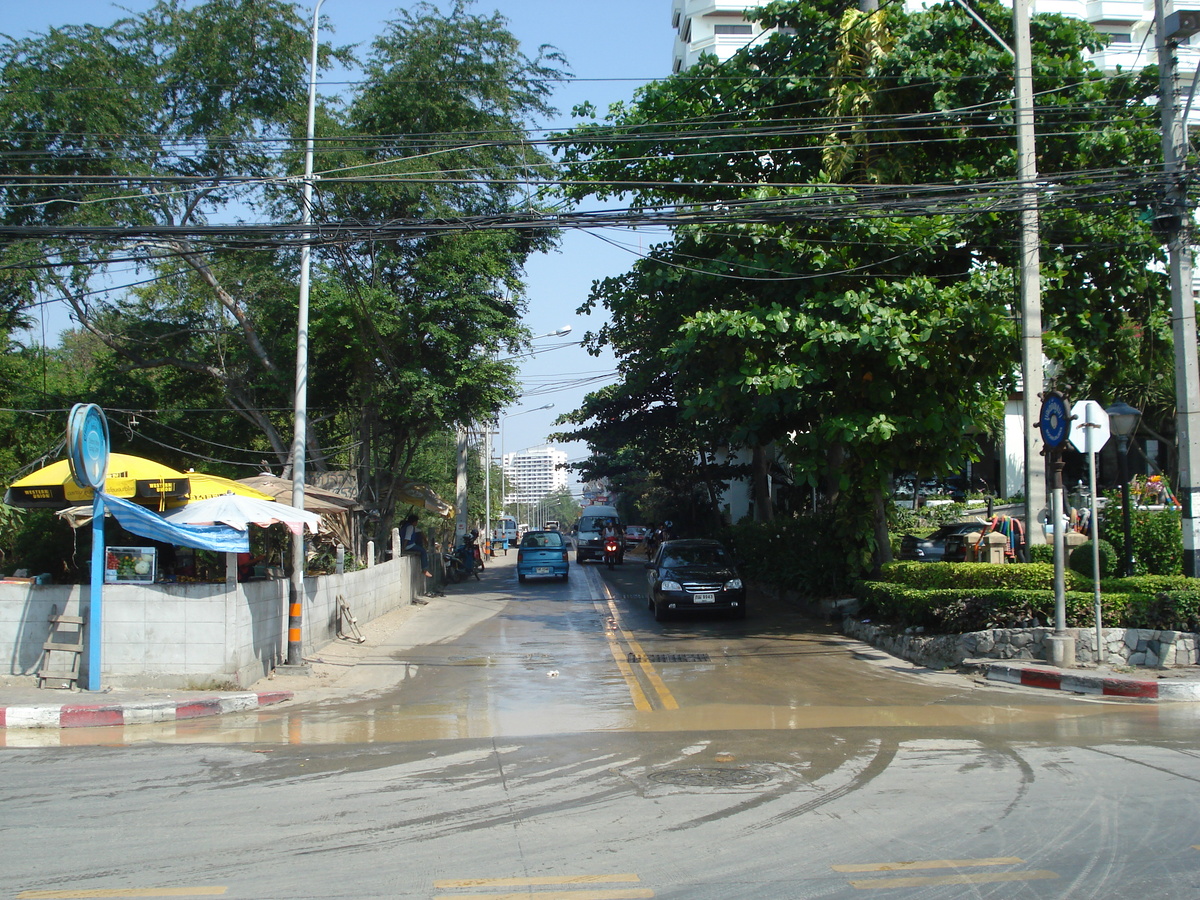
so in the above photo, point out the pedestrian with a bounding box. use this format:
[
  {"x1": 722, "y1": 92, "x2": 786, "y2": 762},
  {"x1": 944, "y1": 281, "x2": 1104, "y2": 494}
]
[{"x1": 400, "y1": 514, "x2": 432, "y2": 577}]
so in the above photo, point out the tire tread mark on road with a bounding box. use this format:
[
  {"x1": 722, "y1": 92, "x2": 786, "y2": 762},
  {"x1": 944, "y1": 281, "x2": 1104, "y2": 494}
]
[
  {"x1": 747, "y1": 736, "x2": 899, "y2": 832},
  {"x1": 663, "y1": 738, "x2": 899, "y2": 833}
]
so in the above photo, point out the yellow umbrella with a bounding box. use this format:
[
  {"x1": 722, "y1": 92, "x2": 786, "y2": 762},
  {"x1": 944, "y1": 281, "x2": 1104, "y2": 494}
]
[
  {"x1": 4, "y1": 453, "x2": 190, "y2": 509},
  {"x1": 167, "y1": 472, "x2": 275, "y2": 507}
]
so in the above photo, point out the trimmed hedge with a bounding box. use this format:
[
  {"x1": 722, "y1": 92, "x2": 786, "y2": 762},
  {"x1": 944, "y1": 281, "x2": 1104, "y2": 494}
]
[{"x1": 858, "y1": 581, "x2": 1147, "y2": 631}]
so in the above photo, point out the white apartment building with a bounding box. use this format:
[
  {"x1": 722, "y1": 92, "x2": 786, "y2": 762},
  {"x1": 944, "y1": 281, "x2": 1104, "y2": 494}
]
[
  {"x1": 503, "y1": 446, "x2": 569, "y2": 506},
  {"x1": 671, "y1": 0, "x2": 1200, "y2": 81}
]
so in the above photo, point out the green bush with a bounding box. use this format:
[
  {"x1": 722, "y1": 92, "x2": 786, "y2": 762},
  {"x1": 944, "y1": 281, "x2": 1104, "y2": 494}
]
[
  {"x1": 1068, "y1": 540, "x2": 1117, "y2": 579},
  {"x1": 858, "y1": 581, "x2": 1151, "y2": 632},
  {"x1": 723, "y1": 510, "x2": 856, "y2": 598},
  {"x1": 879, "y1": 561, "x2": 1058, "y2": 591},
  {"x1": 1098, "y1": 498, "x2": 1183, "y2": 575},
  {"x1": 1029, "y1": 543, "x2": 1054, "y2": 564}
]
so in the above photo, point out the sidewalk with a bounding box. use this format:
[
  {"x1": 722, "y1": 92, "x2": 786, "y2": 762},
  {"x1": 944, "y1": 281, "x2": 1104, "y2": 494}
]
[
  {"x1": 973, "y1": 659, "x2": 1200, "y2": 701},
  {"x1": 0, "y1": 552, "x2": 519, "y2": 730}
]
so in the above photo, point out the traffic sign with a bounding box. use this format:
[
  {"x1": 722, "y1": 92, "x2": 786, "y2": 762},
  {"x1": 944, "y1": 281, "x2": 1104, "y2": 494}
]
[
  {"x1": 1069, "y1": 400, "x2": 1111, "y2": 455},
  {"x1": 1039, "y1": 392, "x2": 1070, "y2": 449}
]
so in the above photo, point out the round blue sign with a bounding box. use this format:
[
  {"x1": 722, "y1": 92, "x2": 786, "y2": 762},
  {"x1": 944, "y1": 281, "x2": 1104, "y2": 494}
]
[
  {"x1": 1039, "y1": 392, "x2": 1070, "y2": 449},
  {"x1": 67, "y1": 403, "x2": 110, "y2": 490}
]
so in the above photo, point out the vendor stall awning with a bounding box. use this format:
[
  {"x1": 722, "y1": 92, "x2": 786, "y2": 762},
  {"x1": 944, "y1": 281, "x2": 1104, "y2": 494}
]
[
  {"x1": 100, "y1": 493, "x2": 249, "y2": 553},
  {"x1": 5, "y1": 454, "x2": 189, "y2": 509}
]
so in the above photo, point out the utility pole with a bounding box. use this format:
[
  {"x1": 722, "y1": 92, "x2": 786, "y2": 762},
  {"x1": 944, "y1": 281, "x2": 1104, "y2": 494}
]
[
  {"x1": 1014, "y1": 0, "x2": 1048, "y2": 556},
  {"x1": 1155, "y1": 0, "x2": 1200, "y2": 576}
]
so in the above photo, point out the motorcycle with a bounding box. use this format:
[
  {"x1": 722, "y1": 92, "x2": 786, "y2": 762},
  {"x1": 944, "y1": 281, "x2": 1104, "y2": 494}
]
[
  {"x1": 603, "y1": 535, "x2": 620, "y2": 569},
  {"x1": 441, "y1": 549, "x2": 466, "y2": 584}
]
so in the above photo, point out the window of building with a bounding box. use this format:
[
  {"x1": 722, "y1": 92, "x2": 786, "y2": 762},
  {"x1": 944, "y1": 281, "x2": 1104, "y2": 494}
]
[{"x1": 714, "y1": 24, "x2": 753, "y2": 35}]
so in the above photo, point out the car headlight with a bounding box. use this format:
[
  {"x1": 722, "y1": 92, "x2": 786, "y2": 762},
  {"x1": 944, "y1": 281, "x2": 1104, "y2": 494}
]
[
  {"x1": 725, "y1": 578, "x2": 743, "y2": 590},
  {"x1": 660, "y1": 580, "x2": 682, "y2": 592}
]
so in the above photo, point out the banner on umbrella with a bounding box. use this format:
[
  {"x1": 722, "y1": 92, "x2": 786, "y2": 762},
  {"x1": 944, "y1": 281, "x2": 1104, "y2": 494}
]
[{"x1": 100, "y1": 493, "x2": 250, "y2": 553}]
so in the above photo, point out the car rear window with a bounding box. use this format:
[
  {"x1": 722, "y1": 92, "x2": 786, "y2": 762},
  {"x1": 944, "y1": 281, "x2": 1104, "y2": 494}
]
[{"x1": 521, "y1": 532, "x2": 563, "y2": 548}]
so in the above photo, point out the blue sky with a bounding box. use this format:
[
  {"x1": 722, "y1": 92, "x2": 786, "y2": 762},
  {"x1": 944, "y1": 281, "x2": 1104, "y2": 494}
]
[{"x1": 8, "y1": 1, "x2": 676, "y2": 482}]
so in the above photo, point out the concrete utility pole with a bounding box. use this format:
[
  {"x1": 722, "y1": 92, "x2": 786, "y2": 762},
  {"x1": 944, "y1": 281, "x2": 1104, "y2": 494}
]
[
  {"x1": 285, "y1": 0, "x2": 326, "y2": 671},
  {"x1": 1155, "y1": 0, "x2": 1200, "y2": 577},
  {"x1": 1013, "y1": 0, "x2": 1049, "y2": 555}
]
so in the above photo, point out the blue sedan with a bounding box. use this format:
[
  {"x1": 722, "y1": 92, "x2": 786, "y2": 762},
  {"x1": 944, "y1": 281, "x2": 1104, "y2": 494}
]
[{"x1": 517, "y1": 530, "x2": 570, "y2": 583}]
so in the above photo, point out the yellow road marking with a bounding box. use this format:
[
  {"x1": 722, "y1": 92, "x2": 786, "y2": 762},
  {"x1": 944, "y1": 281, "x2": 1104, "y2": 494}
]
[
  {"x1": 432, "y1": 892, "x2": 653, "y2": 900},
  {"x1": 833, "y1": 857, "x2": 1024, "y2": 872},
  {"x1": 849, "y1": 871, "x2": 1058, "y2": 889},
  {"x1": 18, "y1": 889, "x2": 227, "y2": 899},
  {"x1": 601, "y1": 595, "x2": 679, "y2": 711},
  {"x1": 601, "y1": 627, "x2": 652, "y2": 711},
  {"x1": 434, "y1": 874, "x2": 641, "y2": 888}
]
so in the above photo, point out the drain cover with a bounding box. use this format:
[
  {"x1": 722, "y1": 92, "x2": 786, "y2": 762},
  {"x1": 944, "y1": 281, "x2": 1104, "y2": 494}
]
[
  {"x1": 627, "y1": 652, "x2": 712, "y2": 663},
  {"x1": 648, "y1": 767, "x2": 771, "y2": 788}
]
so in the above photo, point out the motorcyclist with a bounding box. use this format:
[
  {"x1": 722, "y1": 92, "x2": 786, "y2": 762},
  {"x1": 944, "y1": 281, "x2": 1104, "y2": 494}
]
[{"x1": 601, "y1": 518, "x2": 621, "y2": 566}]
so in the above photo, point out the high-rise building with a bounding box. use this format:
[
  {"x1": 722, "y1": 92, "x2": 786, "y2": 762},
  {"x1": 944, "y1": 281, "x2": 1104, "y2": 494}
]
[
  {"x1": 671, "y1": 0, "x2": 1198, "y2": 79},
  {"x1": 503, "y1": 446, "x2": 569, "y2": 507}
]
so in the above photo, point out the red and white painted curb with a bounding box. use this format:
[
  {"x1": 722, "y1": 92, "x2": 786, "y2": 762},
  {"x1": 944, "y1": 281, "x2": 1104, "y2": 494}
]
[
  {"x1": 0, "y1": 691, "x2": 293, "y2": 729},
  {"x1": 986, "y1": 663, "x2": 1200, "y2": 701}
]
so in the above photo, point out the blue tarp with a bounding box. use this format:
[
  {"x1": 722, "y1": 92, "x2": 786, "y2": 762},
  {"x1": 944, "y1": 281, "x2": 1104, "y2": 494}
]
[{"x1": 100, "y1": 492, "x2": 250, "y2": 553}]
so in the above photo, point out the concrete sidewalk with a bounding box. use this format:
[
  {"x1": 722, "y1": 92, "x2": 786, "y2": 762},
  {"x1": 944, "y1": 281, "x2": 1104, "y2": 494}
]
[
  {"x1": 975, "y1": 659, "x2": 1200, "y2": 701},
  {"x1": 0, "y1": 550, "x2": 518, "y2": 729}
]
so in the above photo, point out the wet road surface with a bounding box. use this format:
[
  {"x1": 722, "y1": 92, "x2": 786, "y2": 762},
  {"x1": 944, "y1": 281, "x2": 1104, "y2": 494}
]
[{"x1": 4, "y1": 552, "x2": 1200, "y2": 898}]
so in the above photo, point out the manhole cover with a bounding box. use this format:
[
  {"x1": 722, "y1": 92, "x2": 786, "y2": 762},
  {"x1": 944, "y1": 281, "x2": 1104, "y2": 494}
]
[
  {"x1": 627, "y1": 652, "x2": 712, "y2": 663},
  {"x1": 648, "y1": 767, "x2": 771, "y2": 788}
]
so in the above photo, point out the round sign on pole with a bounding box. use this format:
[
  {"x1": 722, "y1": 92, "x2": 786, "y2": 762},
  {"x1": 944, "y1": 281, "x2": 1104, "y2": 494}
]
[
  {"x1": 1039, "y1": 391, "x2": 1071, "y2": 449},
  {"x1": 67, "y1": 403, "x2": 110, "y2": 491},
  {"x1": 1068, "y1": 400, "x2": 1111, "y2": 455}
]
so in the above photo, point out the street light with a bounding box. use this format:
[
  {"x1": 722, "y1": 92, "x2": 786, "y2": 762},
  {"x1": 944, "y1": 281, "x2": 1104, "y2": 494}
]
[
  {"x1": 1106, "y1": 401, "x2": 1141, "y2": 577},
  {"x1": 286, "y1": 0, "x2": 325, "y2": 670}
]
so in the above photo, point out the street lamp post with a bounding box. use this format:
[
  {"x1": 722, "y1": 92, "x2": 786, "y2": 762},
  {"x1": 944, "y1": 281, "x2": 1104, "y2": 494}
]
[
  {"x1": 1107, "y1": 401, "x2": 1141, "y2": 577},
  {"x1": 285, "y1": 0, "x2": 325, "y2": 671}
]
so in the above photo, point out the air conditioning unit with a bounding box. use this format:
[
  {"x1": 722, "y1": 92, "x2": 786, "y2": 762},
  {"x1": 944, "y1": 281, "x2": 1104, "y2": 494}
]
[{"x1": 1164, "y1": 10, "x2": 1200, "y2": 41}]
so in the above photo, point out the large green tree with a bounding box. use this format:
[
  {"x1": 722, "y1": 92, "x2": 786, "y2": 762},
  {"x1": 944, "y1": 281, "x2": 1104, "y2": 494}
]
[
  {"x1": 0, "y1": 0, "x2": 568, "y2": 544},
  {"x1": 554, "y1": 0, "x2": 1166, "y2": 573}
]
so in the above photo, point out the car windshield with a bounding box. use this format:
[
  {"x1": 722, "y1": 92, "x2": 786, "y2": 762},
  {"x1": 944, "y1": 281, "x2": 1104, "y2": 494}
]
[
  {"x1": 661, "y1": 546, "x2": 729, "y2": 568},
  {"x1": 521, "y1": 532, "x2": 563, "y2": 548}
]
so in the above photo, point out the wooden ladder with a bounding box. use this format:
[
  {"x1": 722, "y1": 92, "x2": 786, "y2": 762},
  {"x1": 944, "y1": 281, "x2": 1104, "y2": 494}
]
[{"x1": 38, "y1": 605, "x2": 84, "y2": 690}]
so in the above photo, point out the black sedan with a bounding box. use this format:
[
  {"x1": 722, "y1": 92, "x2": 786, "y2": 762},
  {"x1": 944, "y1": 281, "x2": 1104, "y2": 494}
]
[
  {"x1": 645, "y1": 538, "x2": 745, "y2": 621},
  {"x1": 898, "y1": 521, "x2": 985, "y2": 562}
]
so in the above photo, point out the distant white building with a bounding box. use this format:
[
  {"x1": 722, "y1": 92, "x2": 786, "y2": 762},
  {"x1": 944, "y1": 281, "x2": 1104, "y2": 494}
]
[
  {"x1": 672, "y1": 0, "x2": 1200, "y2": 101},
  {"x1": 503, "y1": 446, "x2": 569, "y2": 506}
]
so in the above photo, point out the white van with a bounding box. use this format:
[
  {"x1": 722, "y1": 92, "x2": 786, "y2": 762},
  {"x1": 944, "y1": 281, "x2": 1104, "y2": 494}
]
[{"x1": 574, "y1": 505, "x2": 623, "y2": 564}]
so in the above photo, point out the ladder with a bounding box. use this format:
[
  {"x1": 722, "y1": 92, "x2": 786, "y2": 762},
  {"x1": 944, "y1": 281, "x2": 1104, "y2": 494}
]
[{"x1": 38, "y1": 605, "x2": 84, "y2": 690}]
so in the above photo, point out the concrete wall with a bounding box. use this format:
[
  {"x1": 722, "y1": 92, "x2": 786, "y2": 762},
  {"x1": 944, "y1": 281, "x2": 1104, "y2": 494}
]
[
  {"x1": 843, "y1": 617, "x2": 1200, "y2": 671},
  {"x1": 0, "y1": 553, "x2": 421, "y2": 688}
]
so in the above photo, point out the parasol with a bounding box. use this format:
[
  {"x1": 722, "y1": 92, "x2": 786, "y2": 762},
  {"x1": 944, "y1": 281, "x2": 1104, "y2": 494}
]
[
  {"x1": 5, "y1": 453, "x2": 189, "y2": 509},
  {"x1": 396, "y1": 481, "x2": 453, "y2": 518},
  {"x1": 162, "y1": 492, "x2": 322, "y2": 536},
  {"x1": 170, "y1": 472, "x2": 276, "y2": 506}
]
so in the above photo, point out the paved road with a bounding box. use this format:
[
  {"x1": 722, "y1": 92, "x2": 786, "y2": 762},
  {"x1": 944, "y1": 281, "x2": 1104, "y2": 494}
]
[{"x1": 3, "y1": 551, "x2": 1200, "y2": 898}]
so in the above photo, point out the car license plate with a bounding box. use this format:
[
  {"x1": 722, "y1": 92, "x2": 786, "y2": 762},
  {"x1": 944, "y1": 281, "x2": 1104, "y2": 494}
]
[
  {"x1": 694, "y1": 593, "x2": 716, "y2": 603},
  {"x1": 536, "y1": 567, "x2": 550, "y2": 574}
]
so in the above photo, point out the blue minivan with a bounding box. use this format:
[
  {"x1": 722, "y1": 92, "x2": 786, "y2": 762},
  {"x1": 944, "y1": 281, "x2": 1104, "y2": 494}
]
[{"x1": 517, "y1": 530, "x2": 570, "y2": 582}]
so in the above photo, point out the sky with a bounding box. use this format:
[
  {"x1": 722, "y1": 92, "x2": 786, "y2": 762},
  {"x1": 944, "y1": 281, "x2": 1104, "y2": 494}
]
[{"x1": 7, "y1": 0, "x2": 676, "y2": 490}]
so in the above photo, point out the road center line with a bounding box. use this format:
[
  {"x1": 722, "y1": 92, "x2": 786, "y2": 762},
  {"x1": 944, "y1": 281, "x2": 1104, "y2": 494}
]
[
  {"x1": 833, "y1": 857, "x2": 1025, "y2": 872},
  {"x1": 594, "y1": 575, "x2": 679, "y2": 710}
]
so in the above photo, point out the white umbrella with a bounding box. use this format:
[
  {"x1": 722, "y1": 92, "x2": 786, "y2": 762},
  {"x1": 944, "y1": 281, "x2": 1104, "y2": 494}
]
[{"x1": 162, "y1": 492, "x2": 322, "y2": 536}]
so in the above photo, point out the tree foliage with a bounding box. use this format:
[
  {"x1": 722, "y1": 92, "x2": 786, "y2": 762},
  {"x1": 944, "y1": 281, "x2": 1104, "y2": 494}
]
[
  {"x1": 554, "y1": 0, "x2": 1168, "y2": 576},
  {"x1": 0, "y1": 0, "x2": 568, "y2": 546}
]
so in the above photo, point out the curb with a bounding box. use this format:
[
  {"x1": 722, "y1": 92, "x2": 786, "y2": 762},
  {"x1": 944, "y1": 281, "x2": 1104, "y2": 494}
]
[
  {"x1": 985, "y1": 663, "x2": 1200, "y2": 701},
  {"x1": 0, "y1": 690, "x2": 293, "y2": 729}
]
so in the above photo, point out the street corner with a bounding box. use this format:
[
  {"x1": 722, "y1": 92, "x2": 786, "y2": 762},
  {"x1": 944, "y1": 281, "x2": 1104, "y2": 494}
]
[
  {"x1": 0, "y1": 689, "x2": 293, "y2": 730},
  {"x1": 984, "y1": 661, "x2": 1200, "y2": 701}
]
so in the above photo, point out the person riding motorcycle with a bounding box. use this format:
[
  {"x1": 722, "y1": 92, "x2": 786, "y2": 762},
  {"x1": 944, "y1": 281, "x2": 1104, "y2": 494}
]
[{"x1": 601, "y1": 518, "x2": 621, "y2": 567}]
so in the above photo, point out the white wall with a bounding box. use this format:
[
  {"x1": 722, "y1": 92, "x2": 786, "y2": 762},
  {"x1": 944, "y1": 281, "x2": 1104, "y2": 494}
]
[{"x1": 0, "y1": 553, "x2": 421, "y2": 689}]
